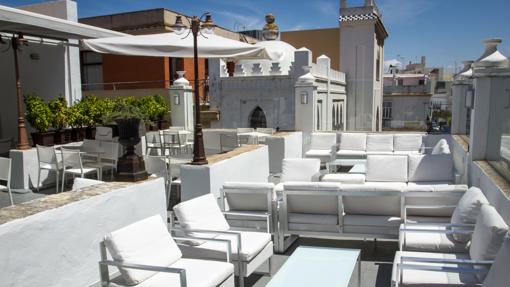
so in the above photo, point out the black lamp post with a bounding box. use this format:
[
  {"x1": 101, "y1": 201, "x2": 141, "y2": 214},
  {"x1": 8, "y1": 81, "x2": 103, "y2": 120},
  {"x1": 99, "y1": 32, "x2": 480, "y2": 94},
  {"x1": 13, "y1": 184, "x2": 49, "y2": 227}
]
[{"x1": 171, "y1": 14, "x2": 215, "y2": 165}]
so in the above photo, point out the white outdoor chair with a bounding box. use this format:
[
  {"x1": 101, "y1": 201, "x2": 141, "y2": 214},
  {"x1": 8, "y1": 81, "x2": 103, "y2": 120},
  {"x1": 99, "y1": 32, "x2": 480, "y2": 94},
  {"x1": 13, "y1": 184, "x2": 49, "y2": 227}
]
[
  {"x1": 99, "y1": 215, "x2": 235, "y2": 287},
  {"x1": 392, "y1": 205, "x2": 509, "y2": 287},
  {"x1": 0, "y1": 137, "x2": 12, "y2": 157},
  {"x1": 220, "y1": 133, "x2": 239, "y2": 153},
  {"x1": 0, "y1": 157, "x2": 13, "y2": 205},
  {"x1": 36, "y1": 145, "x2": 62, "y2": 193},
  {"x1": 168, "y1": 126, "x2": 185, "y2": 131},
  {"x1": 60, "y1": 148, "x2": 101, "y2": 192},
  {"x1": 162, "y1": 131, "x2": 188, "y2": 155},
  {"x1": 94, "y1": 141, "x2": 120, "y2": 180},
  {"x1": 144, "y1": 155, "x2": 172, "y2": 202},
  {"x1": 145, "y1": 131, "x2": 163, "y2": 155},
  {"x1": 81, "y1": 139, "x2": 101, "y2": 163},
  {"x1": 399, "y1": 187, "x2": 490, "y2": 253},
  {"x1": 95, "y1": 126, "x2": 113, "y2": 142},
  {"x1": 335, "y1": 132, "x2": 367, "y2": 159},
  {"x1": 173, "y1": 194, "x2": 273, "y2": 287},
  {"x1": 220, "y1": 182, "x2": 277, "y2": 235},
  {"x1": 304, "y1": 132, "x2": 337, "y2": 163}
]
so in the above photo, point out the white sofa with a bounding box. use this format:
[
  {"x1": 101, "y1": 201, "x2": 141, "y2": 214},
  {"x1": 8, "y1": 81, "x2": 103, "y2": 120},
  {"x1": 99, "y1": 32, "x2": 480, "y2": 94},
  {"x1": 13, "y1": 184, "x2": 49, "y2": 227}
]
[
  {"x1": 392, "y1": 205, "x2": 509, "y2": 287},
  {"x1": 304, "y1": 132, "x2": 337, "y2": 163}
]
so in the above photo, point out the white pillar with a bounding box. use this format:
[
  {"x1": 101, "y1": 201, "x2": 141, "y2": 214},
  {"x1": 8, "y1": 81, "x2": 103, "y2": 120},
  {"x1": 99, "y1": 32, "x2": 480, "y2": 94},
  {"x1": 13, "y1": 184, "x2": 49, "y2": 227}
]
[
  {"x1": 295, "y1": 66, "x2": 318, "y2": 133},
  {"x1": 469, "y1": 39, "x2": 510, "y2": 161},
  {"x1": 451, "y1": 61, "x2": 474, "y2": 135},
  {"x1": 317, "y1": 55, "x2": 332, "y2": 130},
  {"x1": 170, "y1": 71, "x2": 194, "y2": 130}
]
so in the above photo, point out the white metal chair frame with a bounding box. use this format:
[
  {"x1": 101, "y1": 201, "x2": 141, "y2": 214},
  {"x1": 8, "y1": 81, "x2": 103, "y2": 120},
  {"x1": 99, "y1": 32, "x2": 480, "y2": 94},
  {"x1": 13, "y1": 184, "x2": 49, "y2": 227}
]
[
  {"x1": 36, "y1": 145, "x2": 62, "y2": 193},
  {"x1": 0, "y1": 157, "x2": 13, "y2": 205},
  {"x1": 60, "y1": 148, "x2": 101, "y2": 192},
  {"x1": 162, "y1": 131, "x2": 189, "y2": 155},
  {"x1": 145, "y1": 130, "x2": 164, "y2": 155},
  {"x1": 144, "y1": 155, "x2": 172, "y2": 206},
  {"x1": 95, "y1": 141, "x2": 120, "y2": 180}
]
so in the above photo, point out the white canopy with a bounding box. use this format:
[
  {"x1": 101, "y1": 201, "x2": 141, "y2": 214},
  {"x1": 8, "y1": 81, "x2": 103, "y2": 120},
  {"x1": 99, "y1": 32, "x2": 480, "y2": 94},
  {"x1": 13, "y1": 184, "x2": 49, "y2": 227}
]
[{"x1": 82, "y1": 31, "x2": 275, "y2": 60}]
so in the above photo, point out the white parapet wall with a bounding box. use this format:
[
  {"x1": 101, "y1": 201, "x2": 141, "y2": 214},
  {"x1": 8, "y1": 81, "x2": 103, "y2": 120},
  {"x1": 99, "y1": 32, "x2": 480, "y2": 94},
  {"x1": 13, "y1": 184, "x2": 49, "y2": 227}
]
[
  {"x1": 0, "y1": 178, "x2": 167, "y2": 287},
  {"x1": 180, "y1": 145, "x2": 270, "y2": 201}
]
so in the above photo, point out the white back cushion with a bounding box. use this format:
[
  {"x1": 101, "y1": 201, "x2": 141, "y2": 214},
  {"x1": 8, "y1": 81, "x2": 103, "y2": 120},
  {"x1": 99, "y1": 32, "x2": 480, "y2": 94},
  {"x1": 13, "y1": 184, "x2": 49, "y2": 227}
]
[
  {"x1": 394, "y1": 134, "x2": 423, "y2": 152},
  {"x1": 483, "y1": 236, "x2": 510, "y2": 287},
  {"x1": 451, "y1": 187, "x2": 489, "y2": 242},
  {"x1": 173, "y1": 194, "x2": 230, "y2": 231},
  {"x1": 310, "y1": 132, "x2": 337, "y2": 150},
  {"x1": 408, "y1": 154, "x2": 453, "y2": 182},
  {"x1": 342, "y1": 184, "x2": 402, "y2": 216},
  {"x1": 431, "y1": 139, "x2": 451, "y2": 155},
  {"x1": 286, "y1": 190, "x2": 340, "y2": 215},
  {"x1": 366, "y1": 155, "x2": 408, "y2": 182},
  {"x1": 366, "y1": 134, "x2": 394, "y2": 152},
  {"x1": 470, "y1": 205, "x2": 509, "y2": 282},
  {"x1": 339, "y1": 133, "x2": 367, "y2": 151},
  {"x1": 222, "y1": 182, "x2": 274, "y2": 211},
  {"x1": 281, "y1": 158, "x2": 320, "y2": 182},
  {"x1": 105, "y1": 215, "x2": 182, "y2": 285}
]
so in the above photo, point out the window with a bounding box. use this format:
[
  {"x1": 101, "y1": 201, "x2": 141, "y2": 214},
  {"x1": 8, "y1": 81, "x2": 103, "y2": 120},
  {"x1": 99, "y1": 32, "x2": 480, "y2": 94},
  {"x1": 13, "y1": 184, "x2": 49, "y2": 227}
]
[
  {"x1": 80, "y1": 51, "x2": 103, "y2": 91},
  {"x1": 383, "y1": 101, "x2": 392, "y2": 119},
  {"x1": 376, "y1": 50, "x2": 381, "y2": 82},
  {"x1": 397, "y1": 79, "x2": 404, "y2": 86},
  {"x1": 418, "y1": 79, "x2": 425, "y2": 85}
]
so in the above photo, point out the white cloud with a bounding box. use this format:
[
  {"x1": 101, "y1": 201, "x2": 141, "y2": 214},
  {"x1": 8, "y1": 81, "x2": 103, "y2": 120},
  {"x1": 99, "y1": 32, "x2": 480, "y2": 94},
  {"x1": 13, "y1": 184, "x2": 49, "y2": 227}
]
[{"x1": 384, "y1": 59, "x2": 402, "y2": 72}]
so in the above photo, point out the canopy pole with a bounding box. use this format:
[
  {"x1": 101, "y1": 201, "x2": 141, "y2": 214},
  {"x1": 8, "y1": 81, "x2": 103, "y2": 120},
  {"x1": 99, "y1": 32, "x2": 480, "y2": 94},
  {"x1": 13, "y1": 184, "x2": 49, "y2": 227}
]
[
  {"x1": 191, "y1": 16, "x2": 207, "y2": 165},
  {"x1": 12, "y1": 36, "x2": 30, "y2": 150}
]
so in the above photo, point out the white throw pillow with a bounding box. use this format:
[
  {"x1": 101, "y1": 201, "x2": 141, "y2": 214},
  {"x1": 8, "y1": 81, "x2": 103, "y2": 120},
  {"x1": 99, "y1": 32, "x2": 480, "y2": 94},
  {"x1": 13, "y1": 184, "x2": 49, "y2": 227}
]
[
  {"x1": 407, "y1": 154, "x2": 453, "y2": 182},
  {"x1": 450, "y1": 187, "x2": 489, "y2": 243},
  {"x1": 105, "y1": 215, "x2": 182, "y2": 285},
  {"x1": 310, "y1": 132, "x2": 337, "y2": 150},
  {"x1": 431, "y1": 139, "x2": 450, "y2": 155},
  {"x1": 281, "y1": 158, "x2": 321, "y2": 182},
  {"x1": 469, "y1": 205, "x2": 509, "y2": 282}
]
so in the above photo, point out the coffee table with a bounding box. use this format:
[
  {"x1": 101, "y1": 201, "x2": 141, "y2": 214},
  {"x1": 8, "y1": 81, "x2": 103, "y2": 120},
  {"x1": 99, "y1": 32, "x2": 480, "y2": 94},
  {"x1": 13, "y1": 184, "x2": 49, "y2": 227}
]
[{"x1": 266, "y1": 246, "x2": 361, "y2": 287}]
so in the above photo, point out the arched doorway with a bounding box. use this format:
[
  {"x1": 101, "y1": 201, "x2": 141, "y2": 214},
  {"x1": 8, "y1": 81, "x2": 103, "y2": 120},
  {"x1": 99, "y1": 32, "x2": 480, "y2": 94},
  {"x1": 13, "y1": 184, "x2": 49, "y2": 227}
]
[{"x1": 249, "y1": 106, "x2": 267, "y2": 128}]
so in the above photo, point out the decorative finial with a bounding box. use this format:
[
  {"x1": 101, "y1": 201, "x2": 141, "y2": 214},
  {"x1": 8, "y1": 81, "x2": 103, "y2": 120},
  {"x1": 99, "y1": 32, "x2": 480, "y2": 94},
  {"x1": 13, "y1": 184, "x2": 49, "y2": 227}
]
[{"x1": 262, "y1": 13, "x2": 279, "y2": 41}]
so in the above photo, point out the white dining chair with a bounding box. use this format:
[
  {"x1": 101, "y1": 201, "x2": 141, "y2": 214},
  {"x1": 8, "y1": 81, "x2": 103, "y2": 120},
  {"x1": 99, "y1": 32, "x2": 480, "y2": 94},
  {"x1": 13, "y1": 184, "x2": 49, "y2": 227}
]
[
  {"x1": 0, "y1": 157, "x2": 13, "y2": 205},
  {"x1": 61, "y1": 148, "x2": 101, "y2": 192},
  {"x1": 95, "y1": 126, "x2": 113, "y2": 142},
  {"x1": 145, "y1": 131, "x2": 163, "y2": 155},
  {"x1": 36, "y1": 145, "x2": 62, "y2": 193},
  {"x1": 95, "y1": 141, "x2": 120, "y2": 180}
]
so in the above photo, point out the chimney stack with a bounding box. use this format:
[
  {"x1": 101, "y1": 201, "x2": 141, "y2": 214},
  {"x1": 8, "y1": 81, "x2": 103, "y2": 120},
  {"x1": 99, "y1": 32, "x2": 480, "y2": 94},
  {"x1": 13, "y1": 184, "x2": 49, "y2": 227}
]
[
  {"x1": 341, "y1": 0, "x2": 347, "y2": 9},
  {"x1": 365, "y1": 0, "x2": 374, "y2": 6}
]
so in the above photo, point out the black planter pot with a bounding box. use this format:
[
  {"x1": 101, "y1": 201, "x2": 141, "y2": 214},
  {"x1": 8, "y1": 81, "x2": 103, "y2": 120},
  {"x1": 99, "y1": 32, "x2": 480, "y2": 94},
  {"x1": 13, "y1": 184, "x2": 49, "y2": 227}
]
[
  {"x1": 157, "y1": 119, "x2": 169, "y2": 130},
  {"x1": 54, "y1": 130, "x2": 66, "y2": 145},
  {"x1": 116, "y1": 118, "x2": 148, "y2": 182},
  {"x1": 63, "y1": 129, "x2": 72, "y2": 143},
  {"x1": 31, "y1": 131, "x2": 55, "y2": 147},
  {"x1": 85, "y1": 127, "x2": 96, "y2": 140},
  {"x1": 71, "y1": 128, "x2": 86, "y2": 142}
]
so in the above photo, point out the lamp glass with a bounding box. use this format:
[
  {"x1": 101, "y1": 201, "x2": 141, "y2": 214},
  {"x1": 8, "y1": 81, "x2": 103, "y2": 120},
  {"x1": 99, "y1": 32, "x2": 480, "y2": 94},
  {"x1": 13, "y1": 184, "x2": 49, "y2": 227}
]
[{"x1": 171, "y1": 16, "x2": 187, "y2": 35}]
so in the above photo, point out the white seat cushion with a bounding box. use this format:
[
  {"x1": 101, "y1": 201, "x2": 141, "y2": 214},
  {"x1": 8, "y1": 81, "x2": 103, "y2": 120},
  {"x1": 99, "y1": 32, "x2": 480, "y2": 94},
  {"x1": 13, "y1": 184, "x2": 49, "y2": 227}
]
[
  {"x1": 399, "y1": 224, "x2": 469, "y2": 253},
  {"x1": 366, "y1": 155, "x2": 408, "y2": 182},
  {"x1": 336, "y1": 150, "x2": 367, "y2": 157},
  {"x1": 339, "y1": 133, "x2": 367, "y2": 151},
  {"x1": 173, "y1": 194, "x2": 230, "y2": 233},
  {"x1": 134, "y1": 258, "x2": 234, "y2": 287},
  {"x1": 393, "y1": 134, "x2": 423, "y2": 152},
  {"x1": 408, "y1": 154, "x2": 454, "y2": 182},
  {"x1": 305, "y1": 149, "x2": 332, "y2": 157},
  {"x1": 393, "y1": 151, "x2": 421, "y2": 155},
  {"x1": 104, "y1": 215, "x2": 182, "y2": 285},
  {"x1": 321, "y1": 173, "x2": 366, "y2": 183},
  {"x1": 451, "y1": 187, "x2": 489, "y2": 243},
  {"x1": 470, "y1": 205, "x2": 509, "y2": 282},
  {"x1": 392, "y1": 251, "x2": 480, "y2": 287},
  {"x1": 365, "y1": 151, "x2": 393, "y2": 155},
  {"x1": 309, "y1": 132, "x2": 337, "y2": 150},
  {"x1": 180, "y1": 231, "x2": 271, "y2": 262},
  {"x1": 366, "y1": 134, "x2": 394, "y2": 152},
  {"x1": 483, "y1": 236, "x2": 510, "y2": 287},
  {"x1": 288, "y1": 213, "x2": 338, "y2": 225},
  {"x1": 281, "y1": 158, "x2": 321, "y2": 182}
]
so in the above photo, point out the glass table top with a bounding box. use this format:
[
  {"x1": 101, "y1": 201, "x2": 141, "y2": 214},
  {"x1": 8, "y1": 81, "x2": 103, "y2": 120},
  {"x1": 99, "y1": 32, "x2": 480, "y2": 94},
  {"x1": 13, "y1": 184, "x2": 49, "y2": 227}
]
[{"x1": 266, "y1": 246, "x2": 361, "y2": 287}]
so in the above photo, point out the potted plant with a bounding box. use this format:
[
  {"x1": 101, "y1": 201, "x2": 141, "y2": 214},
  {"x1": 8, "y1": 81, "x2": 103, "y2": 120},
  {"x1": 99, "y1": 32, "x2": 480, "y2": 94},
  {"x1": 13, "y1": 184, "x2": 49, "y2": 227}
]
[
  {"x1": 68, "y1": 101, "x2": 87, "y2": 142},
  {"x1": 48, "y1": 96, "x2": 68, "y2": 144},
  {"x1": 153, "y1": 94, "x2": 170, "y2": 130},
  {"x1": 103, "y1": 101, "x2": 148, "y2": 182},
  {"x1": 80, "y1": 95, "x2": 113, "y2": 139},
  {"x1": 138, "y1": 94, "x2": 169, "y2": 131},
  {"x1": 25, "y1": 94, "x2": 54, "y2": 146}
]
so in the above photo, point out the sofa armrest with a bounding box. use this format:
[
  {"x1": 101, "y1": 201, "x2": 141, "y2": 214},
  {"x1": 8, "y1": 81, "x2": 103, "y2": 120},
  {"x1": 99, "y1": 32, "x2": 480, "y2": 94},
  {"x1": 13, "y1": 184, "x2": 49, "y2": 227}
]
[
  {"x1": 173, "y1": 235, "x2": 233, "y2": 263},
  {"x1": 400, "y1": 227, "x2": 473, "y2": 236},
  {"x1": 223, "y1": 211, "x2": 272, "y2": 233},
  {"x1": 401, "y1": 256, "x2": 493, "y2": 265},
  {"x1": 311, "y1": 170, "x2": 328, "y2": 182},
  {"x1": 99, "y1": 260, "x2": 187, "y2": 287},
  {"x1": 170, "y1": 227, "x2": 242, "y2": 254}
]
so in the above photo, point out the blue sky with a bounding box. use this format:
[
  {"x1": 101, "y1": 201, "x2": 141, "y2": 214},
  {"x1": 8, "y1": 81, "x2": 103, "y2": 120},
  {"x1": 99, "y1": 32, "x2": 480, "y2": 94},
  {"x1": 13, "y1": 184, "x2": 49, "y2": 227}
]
[{"x1": 2, "y1": 0, "x2": 509, "y2": 72}]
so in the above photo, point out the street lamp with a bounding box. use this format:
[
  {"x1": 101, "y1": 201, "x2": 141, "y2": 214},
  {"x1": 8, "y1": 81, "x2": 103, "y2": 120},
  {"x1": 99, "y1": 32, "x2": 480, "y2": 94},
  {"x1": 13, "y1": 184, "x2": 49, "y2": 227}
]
[{"x1": 171, "y1": 13, "x2": 215, "y2": 165}]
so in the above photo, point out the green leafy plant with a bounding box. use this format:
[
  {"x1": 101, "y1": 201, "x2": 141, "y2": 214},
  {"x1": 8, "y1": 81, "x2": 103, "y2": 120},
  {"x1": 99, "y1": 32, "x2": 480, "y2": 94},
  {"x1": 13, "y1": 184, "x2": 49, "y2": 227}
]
[
  {"x1": 138, "y1": 94, "x2": 169, "y2": 122},
  {"x1": 103, "y1": 100, "x2": 148, "y2": 124},
  {"x1": 79, "y1": 95, "x2": 114, "y2": 127},
  {"x1": 48, "y1": 96, "x2": 68, "y2": 130},
  {"x1": 67, "y1": 101, "x2": 87, "y2": 128},
  {"x1": 24, "y1": 94, "x2": 52, "y2": 132}
]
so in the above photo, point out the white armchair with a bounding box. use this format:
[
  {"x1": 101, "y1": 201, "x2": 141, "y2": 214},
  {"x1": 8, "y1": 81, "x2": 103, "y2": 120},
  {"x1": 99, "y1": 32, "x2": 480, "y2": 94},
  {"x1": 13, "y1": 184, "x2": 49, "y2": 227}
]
[
  {"x1": 392, "y1": 205, "x2": 509, "y2": 287},
  {"x1": 335, "y1": 132, "x2": 367, "y2": 159},
  {"x1": 173, "y1": 194, "x2": 273, "y2": 287},
  {"x1": 99, "y1": 215, "x2": 235, "y2": 287}
]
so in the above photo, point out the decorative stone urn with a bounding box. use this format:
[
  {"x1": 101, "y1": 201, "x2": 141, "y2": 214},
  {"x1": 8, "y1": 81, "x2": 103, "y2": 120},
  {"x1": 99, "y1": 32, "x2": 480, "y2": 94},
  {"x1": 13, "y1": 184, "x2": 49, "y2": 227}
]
[
  {"x1": 262, "y1": 13, "x2": 279, "y2": 41},
  {"x1": 115, "y1": 118, "x2": 148, "y2": 182}
]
